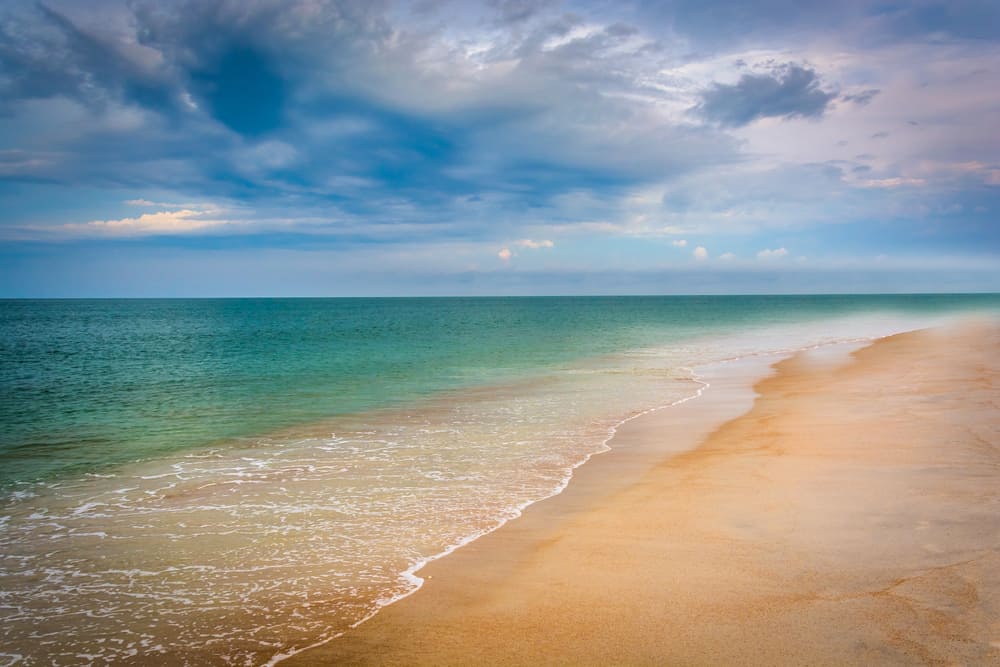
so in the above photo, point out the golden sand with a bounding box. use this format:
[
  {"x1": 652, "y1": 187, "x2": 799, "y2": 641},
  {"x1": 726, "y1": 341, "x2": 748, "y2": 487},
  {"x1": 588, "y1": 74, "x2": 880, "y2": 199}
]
[{"x1": 288, "y1": 322, "x2": 1000, "y2": 665}]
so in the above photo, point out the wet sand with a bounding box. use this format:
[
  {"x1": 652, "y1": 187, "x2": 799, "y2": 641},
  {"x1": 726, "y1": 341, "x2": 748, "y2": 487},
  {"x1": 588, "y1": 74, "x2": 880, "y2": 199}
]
[{"x1": 287, "y1": 321, "x2": 1000, "y2": 666}]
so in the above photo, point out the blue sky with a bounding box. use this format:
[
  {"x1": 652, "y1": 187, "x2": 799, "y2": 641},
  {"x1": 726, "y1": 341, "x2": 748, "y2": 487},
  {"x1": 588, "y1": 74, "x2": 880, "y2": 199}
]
[{"x1": 0, "y1": 0, "x2": 998, "y2": 296}]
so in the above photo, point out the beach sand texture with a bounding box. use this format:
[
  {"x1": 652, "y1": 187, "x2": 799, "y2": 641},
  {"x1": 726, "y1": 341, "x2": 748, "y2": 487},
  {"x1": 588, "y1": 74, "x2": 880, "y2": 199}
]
[{"x1": 289, "y1": 321, "x2": 1000, "y2": 666}]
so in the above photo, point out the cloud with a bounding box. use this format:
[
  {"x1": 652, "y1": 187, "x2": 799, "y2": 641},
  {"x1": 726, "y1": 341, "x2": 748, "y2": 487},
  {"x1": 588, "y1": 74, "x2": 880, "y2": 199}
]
[
  {"x1": 858, "y1": 177, "x2": 926, "y2": 188},
  {"x1": 61, "y1": 209, "x2": 225, "y2": 237},
  {"x1": 874, "y1": 1, "x2": 1000, "y2": 42},
  {"x1": 0, "y1": 0, "x2": 744, "y2": 244},
  {"x1": 124, "y1": 198, "x2": 209, "y2": 208},
  {"x1": 841, "y1": 89, "x2": 880, "y2": 106},
  {"x1": 693, "y1": 246, "x2": 708, "y2": 260},
  {"x1": 236, "y1": 141, "x2": 298, "y2": 171},
  {"x1": 0, "y1": 3, "x2": 177, "y2": 114},
  {"x1": 696, "y1": 64, "x2": 837, "y2": 127},
  {"x1": 516, "y1": 239, "x2": 554, "y2": 249},
  {"x1": 719, "y1": 252, "x2": 736, "y2": 260},
  {"x1": 489, "y1": 0, "x2": 555, "y2": 25},
  {"x1": 756, "y1": 247, "x2": 789, "y2": 260},
  {"x1": 498, "y1": 247, "x2": 513, "y2": 261},
  {"x1": 1, "y1": 0, "x2": 999, "y2": 295},
  {"x1": 640, "y1": 1, "x2": 855, "y2": 48},
  {"x1": 0, "y1": 148, "x2": 56, "y2": 175}
]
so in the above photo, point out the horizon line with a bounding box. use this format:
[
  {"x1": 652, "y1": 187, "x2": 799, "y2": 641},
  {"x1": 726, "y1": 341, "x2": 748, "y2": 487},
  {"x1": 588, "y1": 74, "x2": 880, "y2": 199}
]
[{"x1": 2, "y1": 291, "x2": 999, "y2": 301}]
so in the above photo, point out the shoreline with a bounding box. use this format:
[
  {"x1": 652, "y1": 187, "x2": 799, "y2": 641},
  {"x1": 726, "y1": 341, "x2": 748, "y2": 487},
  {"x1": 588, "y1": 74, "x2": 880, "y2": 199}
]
[
  {"x1": 277, "y1": 348, "x2": 801, "y2": 664},
  {"x1": 285, "y1": 321, "x2": 1000, "y2": 665},
  {"x1": 264, "y1": 361, "x2": 726, "y2": 666},
  {"x1": 271, "y1": 338, "x2": 881, "y2": 664}
]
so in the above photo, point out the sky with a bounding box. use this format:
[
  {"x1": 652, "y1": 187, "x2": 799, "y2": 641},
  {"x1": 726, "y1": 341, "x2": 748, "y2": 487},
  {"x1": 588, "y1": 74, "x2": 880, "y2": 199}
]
[{"x1": 0, "y1": 0, "x2": 998, "y2": 296}]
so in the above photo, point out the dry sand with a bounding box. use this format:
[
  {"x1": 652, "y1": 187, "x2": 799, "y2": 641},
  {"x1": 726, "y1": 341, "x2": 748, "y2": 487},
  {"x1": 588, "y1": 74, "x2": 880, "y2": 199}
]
[{"x1": 287, "y1": 321, "x2": 1000, "y2": 666}]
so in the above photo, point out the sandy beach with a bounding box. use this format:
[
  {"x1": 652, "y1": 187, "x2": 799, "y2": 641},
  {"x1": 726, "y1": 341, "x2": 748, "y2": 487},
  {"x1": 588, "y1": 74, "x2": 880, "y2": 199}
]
[{"x1": 287, "y1": 321, "x2": 1000, "y2": 666}]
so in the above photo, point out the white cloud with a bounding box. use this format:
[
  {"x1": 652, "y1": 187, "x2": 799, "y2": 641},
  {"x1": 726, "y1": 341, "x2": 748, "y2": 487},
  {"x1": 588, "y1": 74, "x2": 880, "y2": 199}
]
[
  {"x1": 719, "y1": 252, "x2": 736, "y2": 260},
  {"x1": 498, "y1": 247, "x2": 513, "y2": 261},
  {"x1": 124, "y1": 198, "x2": 213, "y2": 209},
  {"x1": 857, "y1": 177, "x2": 926, "y2": 189},
  {"x1": 516, "y1": 239, "x2": 554, "y2": 249},
  {"x1": 236, "y1": 141, "x2": 298, "y2": 171},
  {"x1": 693, "y1": 246, "x2": 708, "y2": 260},
  {"x1": 0, "y1": 150, "x2": 51, "y2": 175},
  {"x1": 671, "y1": 239, "x2": 688, "y2": 247},
  {"x1": 757, "y1": 247, "x2": 789, "y2": 260},
  {"x1": 63, "y1": 209, "x2": 225, "y2": 236}
]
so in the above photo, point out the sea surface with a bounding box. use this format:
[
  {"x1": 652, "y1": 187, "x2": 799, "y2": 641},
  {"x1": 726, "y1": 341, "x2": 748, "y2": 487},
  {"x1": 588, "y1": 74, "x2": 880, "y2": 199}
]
[{"x1": 1, "y1": 295, "x2": 997, "y2": 665}]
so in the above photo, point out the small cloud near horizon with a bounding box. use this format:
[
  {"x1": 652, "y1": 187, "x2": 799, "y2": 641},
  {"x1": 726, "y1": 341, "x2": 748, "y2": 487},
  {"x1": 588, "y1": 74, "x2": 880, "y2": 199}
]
[
  {"x1": 757, "y1": 247, "x2": 789, "y2": 260},
  {"x1": 516, "y1": 239, "x2": 555, "y2": 249},
  {"x1": 61, "y1": 210, "x2": 226, "y2": 237}
]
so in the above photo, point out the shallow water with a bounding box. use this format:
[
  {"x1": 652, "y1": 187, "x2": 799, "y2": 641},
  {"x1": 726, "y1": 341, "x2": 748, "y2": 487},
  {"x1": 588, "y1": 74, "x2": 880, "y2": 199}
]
[{"x1": 1, "y1": 295, "x2": 997, "y2": 665}]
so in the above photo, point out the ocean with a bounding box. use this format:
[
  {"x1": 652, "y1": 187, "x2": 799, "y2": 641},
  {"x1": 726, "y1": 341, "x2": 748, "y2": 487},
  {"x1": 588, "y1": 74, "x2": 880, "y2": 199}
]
[{"x1": 1, "y1": 295, "x2": 997, "y2": 665}]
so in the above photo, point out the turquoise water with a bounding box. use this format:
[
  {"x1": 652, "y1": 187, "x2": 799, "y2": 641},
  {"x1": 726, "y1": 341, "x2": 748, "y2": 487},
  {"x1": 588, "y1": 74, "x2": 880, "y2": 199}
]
[
  {"x1": 1, "y1": 294, "x2": 998, "y2": 666},
  {"x1": 3, "y1": 294, "x2": 996, "y2": 488}
]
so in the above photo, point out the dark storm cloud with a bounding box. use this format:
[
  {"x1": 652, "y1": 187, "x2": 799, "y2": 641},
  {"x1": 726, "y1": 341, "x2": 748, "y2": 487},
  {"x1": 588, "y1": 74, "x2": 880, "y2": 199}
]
[{"x1": 696, "y1": 64, "x2": 836, "y2": 127}]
